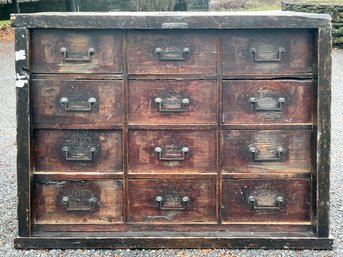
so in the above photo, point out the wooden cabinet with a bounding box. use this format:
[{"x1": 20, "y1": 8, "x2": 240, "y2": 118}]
[{"x1": 12, "y1": 12, "x2": 333, "y2": 249}]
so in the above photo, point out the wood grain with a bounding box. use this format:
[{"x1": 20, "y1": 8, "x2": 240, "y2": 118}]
[
  {"x1": 222, "y1": 80, "x2": 313, "y2": 124},
  {"x1": 128, "y1": 80, "x2": 217, "y2": 125},
  {"x1": 128, "y1": 130, "x2": 216, "y2": 174},
  {"x1": 33, "y1": 179, "x2": 123, "y2": 225},
  {"x1": 128, "y1": 178, "x2": 216, "y2": 223},
  {"x1": 34, "y1": 130, "x2": 122, "y2": 173},
  {"x1": 221, "y1": 130, "x2": 311, "y2": 174},
  {"x1": 222, "y1": 179, "x2": 311, "y2": 222},
  {"x1": 127, "y1": 31, "x2": 217, "y2": 75},
  {"x1": 223, "y1": 29, "x2": 313, "y2": 76},
  {"x1": 32, "y1": 79, "x2": 123, "y2": 125},
  {"x1": 31, "y1": 29, "x2": 123, "y2": 74}
]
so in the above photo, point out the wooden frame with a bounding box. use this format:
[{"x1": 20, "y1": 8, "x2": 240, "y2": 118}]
[{"x1": 12, "y1": 12, "x2": 333, "y2": 249}]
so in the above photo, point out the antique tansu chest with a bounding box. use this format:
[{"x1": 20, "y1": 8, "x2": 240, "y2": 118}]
[{"x1": 12, "y1": 12, "x2": 333, "y2": 249}]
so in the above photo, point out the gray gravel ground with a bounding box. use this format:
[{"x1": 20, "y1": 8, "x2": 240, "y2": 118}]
[{"x1": 0, "y1": 39, "x2": 342, "y2": 257}]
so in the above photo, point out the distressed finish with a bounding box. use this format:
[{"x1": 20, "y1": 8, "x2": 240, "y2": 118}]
[
  {"x1": 128, "y1": 130, "x2": 216, "y2": 174},
  {"x1": 127, "y1": 31, "x2": 217, "y2": 75},
  {"x1": 34, "y1": 130, "x2": 122, "y2": 173},
  {"x1": 32, "y1": 79, "x2": 123, "y2": 125},
  {"x1": 33, "y1": 179, "x2": 123, "y2": 226},
  {"x1": 128, "y1": 178, "x2": 216, "y2": 223},
  {"x1": 223, "y1": 30, "x2": 313, "y2": 76},
  {"x1": 31, "y1": 29, "x2": 123, "y2": 74},
  {"x1": 128, "y1": 80, "x2": 217, "y2": 125},
  {"x1": 13, "y1": 12, "x2": 332, "y2": 249},
  {"x1": 222, "y1": 179, "x2": 311, "y2": 222},
  {"x1": 222, "y1": 80, "x2": 313, "y2": 124},
  {"x1": 221, "y1": 130, "x2": 312, "y2": 174}
]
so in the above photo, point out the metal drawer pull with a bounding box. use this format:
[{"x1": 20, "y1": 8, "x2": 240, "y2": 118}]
[
  {"x1": 154, "y1": 97, "x2": 190, "y2": 113},
  {"x1": 60, "y1": 47, "x2": 95, "y2": 62},
  {"x1": 60, "y1": 97, "x2": 96, "y2": 112},
  {"x1": 248, "y1": 195, "x2": 284, "y2": 210},
  {"x1": 155, "y1": 47, "x2": 190, "y2": 61},
  {"x1": 156, "y1": 196, "x2": 190, "y2": 211},
  {"x1": 62, "y1": 146, "x2": 96, "y2": 161},
  {"x1": 249, "y1": 146, "x2": 284, "y2": 162},
  {"x1": 61, "y1": 196, "x2": 98, "y2": 212},
  {"x1": 154, "y1": 146, "x2": 189, "y2": 161},
  {"x1": 249, "y1": 97, "x2": 285, "y2": 112},
  {"x1": 250, "y1": 47, "x2": 285, "y2": 62}
]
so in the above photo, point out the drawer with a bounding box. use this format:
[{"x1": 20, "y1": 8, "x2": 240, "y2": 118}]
[
  {"x1": 222, "y1": 179, "x2": 311, "y2": 222},
  {"x1": 223, "y1": 30, "x2": 313, "y2": 75},
  {"x1": 128, "y1": 80, "x2": 217, "y2": 125},
  {"x1": 128, "y1": 130, "x2": 216, "y2": 174},
  {"x1": 127, "y1": 31, "x2": 217, "y2": 75},
  {"x1": 32, "y1": 79, "x2": 123, "y2": 125},
  {"x1": 33, "y1": 179, "x2": 123, "y2": 224},
  {"x1": 128, "y1": 178, "x2": 216, "y2": 223},
  {"x1": 221, "y1": 130, "x2": 311, "y2": 174},
  {"x1": 31, "y1": 29, "x2": 123, "y2": 73},
  {"x1": 34, "y1": 130, "x2": 122, "y2": 173},
  {"x1": 222, "y1": 80, "x2": 313, "y2": 124}
]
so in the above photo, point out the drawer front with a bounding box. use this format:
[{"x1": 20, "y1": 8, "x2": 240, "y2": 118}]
[
  {"x1": 221, "y1": 130, "x2": 311, "y2": 174},
  {"x1": 34, "y1": 130, "x2": 122, "y2": 173},
  {"x1": 128, "y1": 80, "x2": 217, "y2": 125},
  {"x1": 222, "y1": 80, "x2": 313, "y2": 124},
  {"x1": 127, "y1": 31, "x2": 217, "y2": 75},
  {"x1": 128, "y1": 178, "x2": 216, "y2": 223},
  {"x1": 222, "y1": 179, "x2": 311, "y2": 222},
  {"x1": 223, "y1": 30, "x2": 313, "y2": 75},
  {"x1": 128, "y1": 130, "x2": 216, "y2": 174},
  {"x1": 32, "y1": 80, "x2": 123, "y2": 125},
  {"x1": 33, "y1": 179, "x2": 123, "y2": 224},
  {"x1": 31, "y1": 29, "x2": 123, "y2": 73}
]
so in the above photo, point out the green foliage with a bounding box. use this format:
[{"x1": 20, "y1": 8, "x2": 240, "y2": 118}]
[{"x1": 0, "y1": 20, "x2": 10, "y2": 28}]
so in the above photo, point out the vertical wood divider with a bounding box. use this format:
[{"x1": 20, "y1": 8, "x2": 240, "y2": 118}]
[
  {"x1": 217, "y1": 30, "x2": 223, "y2": 223},
  {"x1": 122, "y1": 30, "x2": 129, "y2": 222}
]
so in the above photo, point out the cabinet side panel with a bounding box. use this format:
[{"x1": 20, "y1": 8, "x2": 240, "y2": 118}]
[
  {"x1": 316, "y1": 27, "x2": 331, "y2": 237},
  {"x1": 15, "y1": 27, "x2": 31, "y2": 237}
]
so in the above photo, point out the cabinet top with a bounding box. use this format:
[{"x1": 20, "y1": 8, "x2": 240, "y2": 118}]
[{"x1": 11, "y1": 11, "x2": 331, "y2": 29}]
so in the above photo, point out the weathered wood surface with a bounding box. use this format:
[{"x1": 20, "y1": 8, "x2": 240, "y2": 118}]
[
  {"x1": 34, "y1": 130, "x2": 122, "y2": 173},
  {"x1": 128, "y1": 130, "x2": 216, "y2": 174},
  {"x1": 221, "y1": 130, "x2": 311, "y2": 174},
  {"x1": 222, "y1": 179, "x2": 311, "y2": 222},
  {"x1": 127, "y1": 31, "x2": 217, "y2": 75},
  {"x1": 33, "y1": 179, "x2": 123, "y2": 225},
  {"x1": 32, "y1": 79, "x2": 123, "y2": 125},
  {"x1": 222, "y1": 80, "x2": 313, "y2": 124},
  {"x1": 128, "y1": 80, "x2": 217, "y2": 125},
  {"x1": 31, "y1": 29, "x2": 123, "y2": 73},
  {"x1": 13, "y1": 12, "x2": 332, "y2": 249},
  {"x1": 15, "y1": 27, "x2": 31, "y2": 237},
  {"x1": 315, "y1": 28, "x2": 332, "y2": 238},
  {"x1": 11, "y1": 12, "x2": 331, "y2": 29},
  {"x1": 128, "y1": 178, "x2": 216, "y2": 223},
  {"x1": 14, "y1": 235, "x2": 333, "y2": 250},
  {"x1": 223, "y1": 30, "x2": 313, "y2": 76}
]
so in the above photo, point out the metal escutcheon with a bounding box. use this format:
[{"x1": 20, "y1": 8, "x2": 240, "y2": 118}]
[
  {"x1": 154, "y1": 97, "x2": 190, "y2": 113},
  {"x1": 249, "y1": 146, "x2": 284, "y2": 162},
  {"x1": 60, "y1": 47, "x2": 95, "y2": 62},
  {"x1": 155, "y1": 195, "x2": 190, "y2": 211},
  {"x1": 248, "y1": 195, "x2": 284, "y2": 210},
  {"x1": 60, "y1": 97, "x2": 97, "y2": 112},
  {"x1": 155, "y1": 47, "x2": 190, "y2": 61},
  {"x1": 62, "y1": 146, "x2": 96, "y2": 161},
  {"x1": 154, "y1": 146, "x2": 189, "y2": 161}
]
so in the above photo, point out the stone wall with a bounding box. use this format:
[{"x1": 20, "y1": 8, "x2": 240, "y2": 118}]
[{"x1": 282, "y1": 2, "x2": 343, "y2": 48}]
